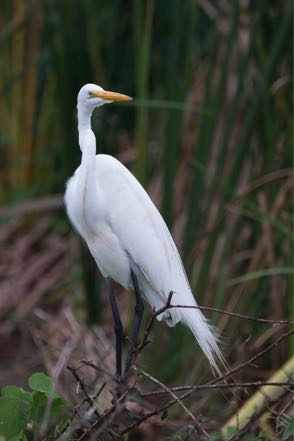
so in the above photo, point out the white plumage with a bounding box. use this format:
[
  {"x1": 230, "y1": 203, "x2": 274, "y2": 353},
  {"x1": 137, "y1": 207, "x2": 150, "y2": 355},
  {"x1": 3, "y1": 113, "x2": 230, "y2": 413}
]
[{"x1": 65, "y1": 83, "x2": 223, "y2": 374}]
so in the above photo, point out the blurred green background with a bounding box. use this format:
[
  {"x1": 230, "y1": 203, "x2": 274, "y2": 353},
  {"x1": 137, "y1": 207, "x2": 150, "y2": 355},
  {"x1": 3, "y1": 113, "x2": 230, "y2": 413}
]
[{"x1": 0, "y1": 0, "x2": 292, "y2": 434}]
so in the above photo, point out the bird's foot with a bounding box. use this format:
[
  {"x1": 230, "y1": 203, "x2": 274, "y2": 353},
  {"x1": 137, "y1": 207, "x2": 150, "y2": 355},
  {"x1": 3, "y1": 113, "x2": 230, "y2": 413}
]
[
  {"x1": 114, "y1": 372, "x2": 123, "y2": 384},
  {"x1": 110, "y1": 373, "x2": 128, "y2": 402},
  {"x1": 109, "y1": 372, "x2": 143, "y2": 422}
]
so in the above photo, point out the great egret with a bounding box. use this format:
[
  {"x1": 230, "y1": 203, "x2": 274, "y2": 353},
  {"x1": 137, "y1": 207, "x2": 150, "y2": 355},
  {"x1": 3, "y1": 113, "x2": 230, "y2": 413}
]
[{"x1": 65, "y1": 83, "x2": 223, "y2": 377}]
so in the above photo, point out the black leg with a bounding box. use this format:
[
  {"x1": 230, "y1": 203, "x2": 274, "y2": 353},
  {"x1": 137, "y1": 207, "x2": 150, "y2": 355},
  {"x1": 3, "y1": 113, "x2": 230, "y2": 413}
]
[
  {"x1": 105, "y1": 277, "x2": 123, "y2": 378},
  {"x1": 124, "y1": 269, "x2": 144, "y2": 374}
]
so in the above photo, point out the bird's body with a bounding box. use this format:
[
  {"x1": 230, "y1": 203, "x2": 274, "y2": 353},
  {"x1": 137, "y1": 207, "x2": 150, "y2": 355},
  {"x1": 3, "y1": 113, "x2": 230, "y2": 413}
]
[{"x1": 65, "y1": 84, "x2": 223, "y2": 375}]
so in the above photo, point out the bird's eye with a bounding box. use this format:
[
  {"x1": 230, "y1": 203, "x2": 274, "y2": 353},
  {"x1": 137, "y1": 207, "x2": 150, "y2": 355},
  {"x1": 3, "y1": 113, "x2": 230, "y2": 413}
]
[{"x1": 88, "y1": 91, "x2": 94, "y2": 98}]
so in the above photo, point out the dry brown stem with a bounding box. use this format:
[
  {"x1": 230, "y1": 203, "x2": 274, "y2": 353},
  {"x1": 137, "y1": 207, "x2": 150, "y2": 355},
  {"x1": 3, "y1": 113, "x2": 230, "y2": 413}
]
[{"x1": 62, "y1": 296, "x2": 292, "y2": 440}]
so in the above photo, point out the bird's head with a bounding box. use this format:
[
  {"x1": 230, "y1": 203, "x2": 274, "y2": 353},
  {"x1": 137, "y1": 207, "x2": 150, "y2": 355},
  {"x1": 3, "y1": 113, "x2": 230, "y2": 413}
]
[{"x1": 78, "y1": 83, "x2": 132, "y2": 110}]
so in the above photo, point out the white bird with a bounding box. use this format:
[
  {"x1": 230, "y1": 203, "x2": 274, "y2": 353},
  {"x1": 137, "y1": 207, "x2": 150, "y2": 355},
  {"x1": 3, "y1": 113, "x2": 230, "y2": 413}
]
[{"x1": 65, "y1": 83, "x2": 223, "y2": 377}]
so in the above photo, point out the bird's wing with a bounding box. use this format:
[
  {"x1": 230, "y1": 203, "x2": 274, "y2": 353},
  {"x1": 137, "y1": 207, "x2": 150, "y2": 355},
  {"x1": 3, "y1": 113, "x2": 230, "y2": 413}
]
[
  {"x1": 96, "y1": 154, "x2": 188, "y2": 301},
  {"x1": 96, "y1": 155, "x2": 224, "y2": 373}
]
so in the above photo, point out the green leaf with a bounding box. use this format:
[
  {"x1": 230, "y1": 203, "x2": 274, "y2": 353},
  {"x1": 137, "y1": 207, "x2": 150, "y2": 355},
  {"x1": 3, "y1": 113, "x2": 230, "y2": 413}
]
[
  {"x1": 31, "y1": 391, "x2": 68, "y2": 429},
  {"x1": 50, "y1": 397, "x2": 68, "y2": 419},
  {"x1": 28, "y1": 373, "x2": 56, "y2": 396},
  {"x1": 31, "y1": 392, "x2": 48, "y2": 427},
  {"x1": 282, "y1": 418, "x2": 294, "y2": 441},
  {"x1": 2, "y1": 386, "x2": 33, "y2": 409},
  {"x1": 1, "y1": 386, "x2": 22, "y2": 398},
  {"x1": 0, "y1": 396, "x2": 31, "y2": 441}
]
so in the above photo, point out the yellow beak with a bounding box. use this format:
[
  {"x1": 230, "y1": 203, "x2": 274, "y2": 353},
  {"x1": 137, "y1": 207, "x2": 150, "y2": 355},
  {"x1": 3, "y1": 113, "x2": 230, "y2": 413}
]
[{"x1": 93, "y1": 90, "x2": 133, "y2": 101}]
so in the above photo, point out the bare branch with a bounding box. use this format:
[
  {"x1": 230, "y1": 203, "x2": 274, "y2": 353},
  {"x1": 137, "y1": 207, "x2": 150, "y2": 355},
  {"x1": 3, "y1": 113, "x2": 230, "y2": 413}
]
[
  {"x1": 162, "y1": 303, "x2": 294, "y2": 325},
  {"x1": 66, "y1": 364, "x2": 100, "y2": 419},
  {"x1": 140, "y1": 381, "x2": 293, "y2": 398},
  {"x1": 79, "y1": 359, "x2": 112, "y2": 377},
  {"x1": 139, "y1": 368, "x2": 209, "y2": 438},
  {"x1": 227, "y1": 390, "x2": 290, "y2": 441},
  {"x1": 60, "y1": 297, "x2": 292, "y2": 440},
  {"x1": 77, "y1": 376, "x2": 141, "y2": 440},
  {"x1": 209, "y1": 329, "x2": 294, "y2": 385},
  {"x1": 121, "y1": 329, "x2": 294, "y2": 436},
  {"x1": 132, "y1": 291, "x2": 174, "y2": 362}
]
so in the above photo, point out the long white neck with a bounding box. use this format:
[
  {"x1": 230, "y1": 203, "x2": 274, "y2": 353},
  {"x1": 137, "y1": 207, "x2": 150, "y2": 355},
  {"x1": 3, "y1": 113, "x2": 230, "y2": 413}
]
[
  {"x1": 76, "y1": 104, "x2": 98, "y2": 204},
  {"x1": 75, "y1": 102, "x2": 104, "y2": 232},
  {"x1": 77, "y1": 104, "x2": 96, "y2": 156}
]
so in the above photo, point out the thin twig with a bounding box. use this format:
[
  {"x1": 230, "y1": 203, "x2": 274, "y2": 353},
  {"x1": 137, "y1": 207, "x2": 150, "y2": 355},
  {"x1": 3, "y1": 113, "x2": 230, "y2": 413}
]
[
  {"x1": 132, "y1": 291, "x2": 174, "y2": 361},
  {"x1": 56, "y1": 402, "x2": 99, "y2": 441},
  {"x1": 139, "y1": 368, "x2": 209, "y2": 438},
  {"x1": 275, "y1": 398, "x2": 293, "y2": 436},
  {"x1": 163, "y1": 304, "x2": 294, "y2": 325},
  {"x1": 93, "y1": 382, "x2": 107, "y2": 400},
  {"x1": 227, "y1": 390, "x2": 290, "y2": 441},
  {"x1": 78, "y1": 376, "x2": 141, "y2": 440},
  {"x1": 121, "y1": 329, "x2": 294, "y2": 436},
  {"x1": 66, "y1": 364, "x2": 100, "y2": 418},
  {"x1": 209, "y1": 329, "x2": 294, "y2": 386},
  {"x1": 79, "y1": 359, "x2": 112, "y2": 377},
  {"x1": 63, "y1": 299, "x2": 292, "y2": 439},
  {"x1": 140, "y1": 381, "x2": 293, "y2": 398}
]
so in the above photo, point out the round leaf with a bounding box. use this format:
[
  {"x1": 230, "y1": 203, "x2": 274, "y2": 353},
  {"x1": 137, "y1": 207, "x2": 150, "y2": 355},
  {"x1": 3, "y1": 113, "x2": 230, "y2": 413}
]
[
  {"x1": 28, "y1": 373, "x2": 55, "y2": 396},
  {"x1": 0, "y1": 397, "x2": 30, "y2": 441},
  {"x1": 2, "y1": 387, "x2": 33, "y2": 409}
]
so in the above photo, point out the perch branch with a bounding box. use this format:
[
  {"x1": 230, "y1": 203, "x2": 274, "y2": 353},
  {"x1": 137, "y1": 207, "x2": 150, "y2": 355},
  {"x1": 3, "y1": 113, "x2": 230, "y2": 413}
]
[
  {"x1": 163, "y1": 304, "x2": 294, "y2": 325},
  {"x1": 121, "y1": 329, "x2": 293, "y2": 436},
  {"x1": 140, "y1": 380, "x2": 292, "y2": 398}
]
